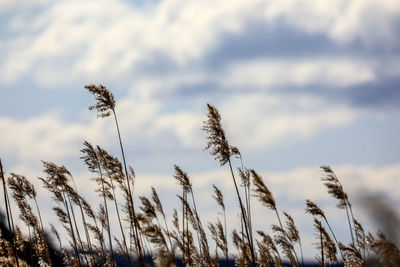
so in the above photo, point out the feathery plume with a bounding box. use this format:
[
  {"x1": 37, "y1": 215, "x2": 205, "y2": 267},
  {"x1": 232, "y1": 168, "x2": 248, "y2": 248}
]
[
  {"x1": 305, "y1": 200, "x2": 326, "y2": 219},
  {"x1": 202, "y1": 104, "x2": 231, "y2": 166},
  {"x1": 212, "y1": 184, "x2": 225, "y2": 211},
  {"x1": 251, "y1": 170, "x2": 275, "y2": 210},
  {"x1": 84, "y1": 84, "x2": 115, "y2": 118},
  {"x1": 151, "y1": 186, "x2": 165, "y2": 217},
  {"x1": 283, "y1": 212, "x2": 300, "y2": 244},
  {"x1": 339, "y1": 243, "x2": 363, "y2": 267},
  {"x1": 313, "y1": 218, "x2": 338, "y2": 266},
  {"x1": 173, "y1": 165, "x2": 192, "y2": 193},
  {"x1": 139, "y1": 196, "x2": 157, "y2": 220},
  {"x1": 367, "y1": 231, "x2": 400, "y2": 267}
]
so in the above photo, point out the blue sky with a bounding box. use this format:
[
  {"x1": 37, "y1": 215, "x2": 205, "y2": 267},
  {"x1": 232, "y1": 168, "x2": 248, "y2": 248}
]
[{"x1": 1, "y1": 0, "x2": 400, "y2": 260}]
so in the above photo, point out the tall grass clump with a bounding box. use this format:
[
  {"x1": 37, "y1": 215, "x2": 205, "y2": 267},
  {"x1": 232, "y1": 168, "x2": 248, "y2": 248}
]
[{"x1": 0, "y1": 85, "x2": 398, "y2": 267}]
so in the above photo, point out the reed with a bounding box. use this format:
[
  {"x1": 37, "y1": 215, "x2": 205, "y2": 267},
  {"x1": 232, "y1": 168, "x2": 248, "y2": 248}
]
[
  {"x1": 202, "y1": 104, "x2": 256, "y2": 267},
  {"x1": 85, "y1": 84, "x2": 144, "y2": 266}
]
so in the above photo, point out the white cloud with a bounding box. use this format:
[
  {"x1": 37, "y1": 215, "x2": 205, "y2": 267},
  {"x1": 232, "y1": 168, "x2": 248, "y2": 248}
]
[
  {"x1": 222, "y1": 58, "x2": 376, "y2": 89},
  {"x1": 0, "y1": 0, "x2": 398, "y2": 85},
  {"x1": 0, "y1": 88, "x2": 361, "y2": 169},
  {"x1": 219, "y1": 93, "x2": 360, "y2": 149},
  {"x1": 263, "y1": 0, "x2": 400, "y2": 48},
  {"x1": 0, "y1": 0, "x2": 51, "y2": 12},
  {"x1": 0, "y1": 113, "x2": 96, "y2": 162}
]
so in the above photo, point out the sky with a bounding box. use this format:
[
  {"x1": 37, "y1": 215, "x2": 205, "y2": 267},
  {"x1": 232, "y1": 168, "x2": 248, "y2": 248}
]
[{"x1": 1, "y1": 0, "x2": 400, "y2": 261}]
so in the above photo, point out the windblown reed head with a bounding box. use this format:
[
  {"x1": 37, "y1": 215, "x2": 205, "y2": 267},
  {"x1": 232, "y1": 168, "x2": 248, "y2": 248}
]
[
  {"x1": 272, "y1": 224, "x2": 297, "y2": 266},
  {"x1": 212, "y1": 184, "x2": 225, "y2": 211},
  {"x1": 202, "y1": 104, "x2": 231, "y2": 166},
  {"x1": 305, "y1": 200, "x2": 326, "y2": 219},
  {"x1": 313, "y1": 218, "x2": 338, "y2": 265},
  {"x1": 139, "y1": 196, "x2": 157, "y2": 220},
  {"x1": 173, "y1": 165, "x2": 192, "y2": 193},
  {"x1": 338, "y1": 243, "x2": 363, "y2": 266},
  {"x1": 151, "y1": 186, "x2": 165, "y2": 217},
  {"x1": 368, "y1": 231, "x2": 400, "y2": 266},
  {"x1": 84, "y1": 84, "x2": 116, "y2": 117},
  {"x1": 283, "y1": 212, "x2": 300, "y2": 243},
  {"x1": 251, "y1": 169, "x2": 275, "y2": 210},
  {"x1": 238, "y1": 168, "x2": 250, "y2": 188},
  {"x1": 80, "y1": 140, "x2": 99, "y2": 173},
  {"x1": 320, "y1": 165, "x2": 348, "y2": 209}
]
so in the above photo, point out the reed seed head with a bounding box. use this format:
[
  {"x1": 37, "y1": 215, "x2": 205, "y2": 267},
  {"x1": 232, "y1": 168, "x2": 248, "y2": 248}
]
[
  {"x1": 212, "y1": 184, "x2": 225, "y2": 211},
  {"x1": 202, "y1": 104, "x2": 231, "y2": 166},
  {"x1": 283, "y1": 212, "x2": 300, "y2": 243},
  {"x1": 173, "y1": 165, "x2": 192, "y2": 193},
  {"x1": 84, "y1": 84, "x2": 116, "y2": 118},
  {"x1": 251, "y1": 169, "x2": 276, "y2": 210},
  {"x1": 305, "y1": 200, "x2": 326, "y2": 219}
]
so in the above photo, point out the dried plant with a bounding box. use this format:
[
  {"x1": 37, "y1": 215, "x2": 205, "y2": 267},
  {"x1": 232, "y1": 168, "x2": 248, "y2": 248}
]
[
  {"x1": 272, "y1": 224, "x2": 298, "y2": 267},
  {"x1": 257, "y1": 231, "x2": 283, "y2": 266},
  {"x1": 85, "y1": 84, "x2": 143, "y2": 266},
  {"x1": 251, "y1": 170, "x2": 275, "y2": 210},
  {"x1": 202, "y1": 104, "x2": 256, "y2": 266},
  {"x1": 39, "y1": 161, "x2": 83, "y2": 267},
  {"x1": 81, "y1": 141, "x2": 115, "y2": 265},
  {"x1": 232, "y1": 229, "x2": 251, "y2": 267},
  {"x1": 313, "y1": 218, "x2": 338, "y2": 266},
  {"x1": 367, "y1": 231, "x2": 400, "y2": 267},
  {"x1": 306, "y1": 199, "x2": 343, "y2": 260},
  {"x1": 0, "y1": 159, "x2": 19, "y2": 267},
  {"x1": 284, "y1": 212, "x2": 304, "y2": 266},
  {"x1": 84, "y1": 84, "x2": 115, "y2": 118},
  {"x1": 8, "y1": 173, "x2": 51, "y2": 265},
  {"x1": 339, "y1": 242, "x2": 363, "y2": 267},
  {"x1": 152, "y1": 186, "x2": 174, "y2": 251},
  {"x1": 202, "y1": 104, "x2": 231, "y2": 166},
  {"x1": 212, "y1": 184, "x2": 229, "y2": 267},
  {"x1": 321, "y1": 165, "x2": 356, "y2": 246}
]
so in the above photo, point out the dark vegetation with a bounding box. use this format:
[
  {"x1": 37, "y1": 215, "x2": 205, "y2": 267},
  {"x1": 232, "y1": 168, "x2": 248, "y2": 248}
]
[{"x1": 0, "y1": 84, "x2": 399, "y2": 266}]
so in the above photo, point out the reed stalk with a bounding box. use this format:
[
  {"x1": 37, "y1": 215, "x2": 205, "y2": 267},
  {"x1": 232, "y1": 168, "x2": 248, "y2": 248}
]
[{"x1": 0, "y1": 159, "x2": 20, "y2": 267}]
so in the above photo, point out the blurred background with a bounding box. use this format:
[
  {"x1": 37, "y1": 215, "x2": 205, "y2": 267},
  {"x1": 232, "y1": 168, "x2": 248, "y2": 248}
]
[{"x1": 1, "y1": 0, "x2": 399, "y2": 261}]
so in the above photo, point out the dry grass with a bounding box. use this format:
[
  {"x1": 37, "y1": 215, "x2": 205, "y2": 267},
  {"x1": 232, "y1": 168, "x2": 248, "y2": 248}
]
[{"x1": 0, "y1": 85, "x2": 398, "y2": 267}]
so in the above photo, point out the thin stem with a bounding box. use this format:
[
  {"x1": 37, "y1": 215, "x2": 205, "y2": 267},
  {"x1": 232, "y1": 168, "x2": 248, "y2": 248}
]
[
  {"x1": 239, "y1": 155, "x2": 254, "y2": 251},
  {"x1": 68, "y1": 195, "x2": 89, "y2": 266},
  {"x1": 109, "y1": 177, "x2": 132, "y2": 266},
  {"x1": 98, "y1": 166, "x2": 115, "y2": 266},
  {"x1": 28, "y1": 226, "x2": 34, "y2": 266},
  {"x1": 162, "y1": 213, "x2": 173, "y2": 252},
  {"x1": 62, "y1": 191, "x2": 81, "y2": 267},
  {"x1": 275, "y1": 208, "x2": 300, "y2": 266},
  {"x1": 299, "y1": 240, "x2": 304, "y2": 267},
  {"x1": 185, "y1": 196, "x2": 190, "y2": 267},
  {"x1": 33, "y1": 197, "x2": 44, "y2": 235},
  {"x1": 33, "y1": 195, "x2": 52, "y2": 265},
  {"x1": 71, "y1": 178, "x2": 95, "y2": 263},
  {"x1": 0, "y1": 159, "x2": 19, "y2": 267},
  {"x1": 323, "y1": 217, "x2": 344, "y2": 260},
  {"x1": 227, "y1": 159, "x2": 256, "y2": 267},
  {"x1": 344, "y1": 204, "x2": 355, "y2": 247},
  {"x1": 182, "y1": 188, "x2": 185, "y2": 265},
  {"x1": 112, "y1": 109, "x2": 144, "y2": 266},
  {"x1": 320, "y1": 220, "x2": 324, "y2": 267},
  {"x1": 190, "y1": 190, "x2": 204, "y2": 265},
  {"x1": 223, "y1": 210, "x2": 229, "y2": 267}
]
